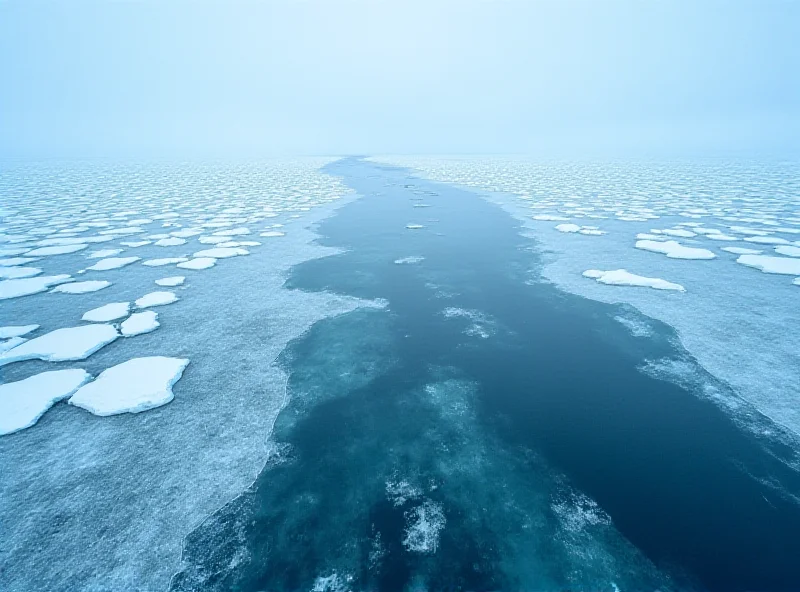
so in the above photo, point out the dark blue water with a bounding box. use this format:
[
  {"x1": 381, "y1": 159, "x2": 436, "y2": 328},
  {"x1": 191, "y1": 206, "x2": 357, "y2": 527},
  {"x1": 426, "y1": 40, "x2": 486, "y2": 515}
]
[{"x1": 171, "y1": 158, "x2": 800, "y2": 592}]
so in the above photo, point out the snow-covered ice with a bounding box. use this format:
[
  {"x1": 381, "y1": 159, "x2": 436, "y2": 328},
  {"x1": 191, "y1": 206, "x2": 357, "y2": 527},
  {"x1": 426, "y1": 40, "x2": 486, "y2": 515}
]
[
  {"x1": 0, "y1": 275, "x2": 72, "y2": 300},
  {"x1": 736, "y1": 254, "x2": 800, "y2": 275},
  {"x1": 0, "y1": 257, "x2": 41, "y2": 267},
  {"x1": 0, "y1": 325, "x2": 119, "y2": 366},
  {"x1": 555, "y1": 223, "x2": 581, "y2": 233},
  {"x1": 51, "y1": 280, "x2": 111, "y2": 294},
  {"x1": 135, "y1": 291, "x2": 178, "y2": 308},
  {"x1": 0, "y1": 369, "x2": 92, "y2": 436},
  {"x1": 635, "y1": 239, "x2": 716, "y2": 260},
  {"x1": 722, "y1": 246, "x2": 762, "y2": 255},
  {"x1": 260, "y1": 231, "x2": 285, "y2": 237},
  {"x1": 775, "y1": 245, "x2": 800, "y2": 258},
  {"x1": 155, "y1": 276, "x2": 185, "y2": 287},
  {"x1": 25, "y1": 244, "x2": 88, "y2": 257},
  {"x1": 120, "y1": 311, "x2": 160, "y2": 336},
  {"x1": 582, "y1": 269, "x2": 685, "y2": 292},
  {"x1": 0, "y1": 325, "x2": 39, "y2": 339},
  {"x1": 154, "y1": 237, "x2": 186, "y2": 247},
  {"x1": 68, "y1": 357, "x2": 189, "y2": 416},
  {"x1": 88, "y1": 248, "x2": 124, "y2": 259},
  {"x1": 0, "y1": 266, "x2": 41, "y2": 279},
  {"x1": 406, "y1": 224, "x2": 425, "y2": 229},
  {"x1": 82, "y1": 302, "x2": 131, "y2": 322},
  {"x1": 143, "y1": 257, "x2": 189, "y2": 267},
  {"x1": 85, "y1": 257, "x2": 140, "y2": 271},
  {"x1": 192, "y1": 247, "x2": 248, "y2": 259},
  {"x1": 177, "y1": 258, "x2": 216, "y2": 270}
]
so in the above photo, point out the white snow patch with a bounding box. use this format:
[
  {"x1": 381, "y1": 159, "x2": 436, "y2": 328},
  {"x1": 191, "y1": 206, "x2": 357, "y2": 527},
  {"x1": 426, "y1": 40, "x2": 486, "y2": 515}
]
[
  {"x1": 582, "y1": 269, "x2": 685, "y2": 292},
  {"x1": 555, "y1": 223, "x2": 581, "y2": 233},
  {"x1": 68, "y1": 357, "x2": 189, "y2": 416}
]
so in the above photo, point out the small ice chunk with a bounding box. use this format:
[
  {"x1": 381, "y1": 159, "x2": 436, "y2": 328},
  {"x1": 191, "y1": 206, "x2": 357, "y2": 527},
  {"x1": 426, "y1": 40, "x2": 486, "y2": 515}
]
[
  {"x1": 0, "y1": 369, "x2": 92, "y2": 435},
  {"x1": 259, "y1": 231, "x2": 285, "y2": 237},
  {"x1": 394, "y1": 256, "x2": 425, "y2": 264},
  {"x1": 212, "y1": 227, "x2": 250, "y2": 236},
  {"x1": 192, "y1": 247, "x2": 248, "y2": 259},
  {"x1": 0, "y1": 336, "x2": 27, "y2": 354},
  {"x1": 743, "y1": 236, "x2": 790, "y2": 245},
  {"x1": 722, "y1": 246, "x2": 762, "y2": 255},
  {"x1": 51, "y1": 280, "x2": 111, "y2": 294},
  {"x1": 555, "y1": 223, "x2": 581, "y2": 233},
  {"x1": 775, "y1": 245, "x2": 800, "y2": 258},
  {"x1": 0, "y1": 266, "x2": 42, "y2": 279},
  {"x1": 154, "y1": 237, "x2": 186, "y2": 247},
  {"x1": 85, "y1": 256, "x2": 140, "y2": 271},
  {"x1": 68, "y1": 357, "x2": 189, "y2": 416},
  {"x1": 155, "y1": 276, "x2": 185, "y2": 287},
  {"x1": 82, "y1": 302, "x2": 131, "y2": 322},
  {"x1": 736, "y1": 254, "x2": 800, "y2": 275},
  {"x1": 0, "y1": 275, "x2": 72, "y2": 300},
  {"x1": 135, "y1": 291, "x2": 178, "y2": 308},
  {"x1": 177, "y1": 257, "x2": 216, "y2": 270},
  {"x1": 582, "y1": 269, "x2": 685, "y2": 291},
  {"x1": 793, "y1": 277, "x2": 800, "y2": 286},
  {"x1": 0, "y1": 324, "x2": 119, "y2": 366},
  {"x1": 0, "y1": 325, "x2": 39, "y2": 339},
  {"x1": 88, "y1": 249, "x2": 123, "y2": 259},
  {"x1": 120, "y1": 311, "x2": 159, "y2": 336},
  {"x1": 25, "y1": 244, "x2": 88, "y2": 256},
  {"x1": 406, "y1": 224, "x2": 424, "y2": 229},
  {"x1": 142, "y1": 257, "x2": 189, "y2": 267},
  {"x1": 636, "y1": 233, "x2": 664, "y2": 241},
  {"x1": 704, "y1": 233, "x2": 739, "y2": 241},
  {"x1": 635, "y1": 240, "x2": 716, "y2": 260},
  {"x1": 531, "y1": 214, "x2": 569, "y2": 221},
  {"x1": 120, "y1": 240, "x2": 151, "y2": 247},
  {"x1": 0, "y1": 257, "x2": 41, "y2": 267},
  {"x1": 198, "y1": 236, "x2": 230, "y2": 244},
  {"x1": 661, "y1": 228, "x2": 697, "y2": 238}
]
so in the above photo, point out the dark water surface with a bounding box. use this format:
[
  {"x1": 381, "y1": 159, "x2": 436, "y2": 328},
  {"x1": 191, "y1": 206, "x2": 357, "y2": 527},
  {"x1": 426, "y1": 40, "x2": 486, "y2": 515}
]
[{"x1": 172, "y1": 158, "x2": 800, "y2": 592}]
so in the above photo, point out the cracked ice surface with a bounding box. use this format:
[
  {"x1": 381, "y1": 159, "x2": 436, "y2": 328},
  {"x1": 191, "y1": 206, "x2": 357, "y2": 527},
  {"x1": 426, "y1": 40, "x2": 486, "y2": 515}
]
[{"x1": 0, "y1": 159, "x2": 376, "y2": 592}]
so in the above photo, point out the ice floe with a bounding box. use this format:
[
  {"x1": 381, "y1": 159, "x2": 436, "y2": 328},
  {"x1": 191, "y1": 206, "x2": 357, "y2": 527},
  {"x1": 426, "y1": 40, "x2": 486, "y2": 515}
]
[
  {"x1": 582, "y1": 269, "x2": 685, "y2": 291},
  {"x1": 25, "y1": 244, "x2": 88, "y2": 256},
  {"x1": 51, "y1": 280, "x2": 111, "y2": 294},
  {"x1": 82, "y1": 302, "x2": 131, "y2": 322},
  {"x1": 394, "y1": 256, "x2": 425, "y2": 264},
  {"x1": 68, "y1": 357, "x2": 189, "y2": 416},
  {"x1": 406, "y1": 224, "x2": 424, "y2": 229},
  {"x1": 154, "y1": 237, "x2": 186, "y2": 247},
  {"x1": 555, "y1": 223, "x2": 581, "y2": 233},
  {"x1": 88, "y1": 249, "x2": 124, "y2": 258},
  {"x1": 736, "y1": 255, "x2": 800, "y2": 275},
  {"x1": 743, "y1": 236, "x2": 791, "y2": 245},
  {"x1": 142, "y1": 257, "x2": 189, "y2": 267},
  {"x1": 1, "y1": 257, "x2": 42, "y2": 266},
  {"x1": 192, "y1": 247, "x2": 248, "y2": 259},
  {"x1": 0, "y1": 324, "x2": 118, "y2": 365},
  {"x1": 775, "y1": 245, "x2": 800, "y2": 258},
  {"x1": 0, "y1": 266, "x2": 41, "y2": 279},
  {"x1": 721, "y1": 246, "x2": 762, "y2": 255},
  {"x1": 635, "y1": 239, "x2": 716, "y2": 260},
  {"x1": 85, "y1": 257, "x2": 140, "y2": 271},
  {"x1": 120, "y1": 311, "x2": 159, "y2": 336},
  {"x1": 0, "y1": 325, "x2": 39, "y2": 339},
  {"x1": 135, "y1": 291, "x2": 178, "y2": 308},
  {"x1": 259, "y1": 231, "x2": 285, "y2": 237},
  {"x1": 0, "y1": 275, "x2": 72, "y2": 300},
  {"x1": 155, "y1": 276, "x2": 185, "y2": 287},
  {"x1": 177, "y1": 258, "x2": 216, "y2": 270},
  {"x1": 0, "y1": 369, "x2": 92, "y2": 435}
]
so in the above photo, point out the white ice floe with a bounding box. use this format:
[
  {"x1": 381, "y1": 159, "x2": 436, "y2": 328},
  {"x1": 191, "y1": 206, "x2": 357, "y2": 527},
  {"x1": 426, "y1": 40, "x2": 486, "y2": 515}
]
[
  {"x1": 0, "y1": 325, "x2": 39, "y2": 339},
  {"x1": 532, "y1": 214, "x2": 569, "y2": 221},
  {"x1": 85, "y1": 257, "x2": 140, "y2": 271},
  {"x1": 582, "y1": 269, "x2": 685, "y2": 292},
  {"x1": 88, "y1": 249, "x2": 123, "y2": 259},
  {"x1": 0, "y1": 324, "x2": 118, "y2": 366},
  {"x1": 636, "y1": 233, "x2": 664, "y2": 241},
  {"x1": 555, "y1": 223, "x2": 581, "y2": 233},
  {"x1": 197, "y1": 236, "x2": 229, "y2": 244},
  {"x1": 120, "y1": 240, "x2": 151, "y2": 247},
  {"x1": 212, "y1": 227, "x2": 250, "y2": 236},
  {"x1": 155, "y1": 276, "x2": 185, "y2": 287},
  {"x1": 0, "y1": 337, "x2": 27, "y2": 354},
  {"x1": 406, "y1": 224, "x2": 424, "y2": 229},
  {"x1": 142, "y1": 257, "x2": 189, "y2": 267},
  {"x1": 0, "y1": 266, "x2": 41, "y2": 279},
  {"x1": 51, "y1": 280, "x2": 111, "y2": 294},
  {"x1": 154, "y1": 237, "x2": 186, "y2": 247},
  {"x1": 794, "y1": 278, "x2": 800, "y2": 286},
  {"x1": 736, "y1": 254, "x2": 800, "y2": 275},
  {"x1": 135, "y1": 291, "x2": 178, "y2": 308},
  {"x1": 0, "y1": 275, "x2": 72, "y2": 300},
  {"x1": 704, "y1": 233, "x2": 739, "y2": 241},
  {"x1": 775, "y1": 245, "x2": 800, "y2": 258},
  {"x1": 394, "y1": 256, "x2": 425, "y2": 264},
  {"x1": 0, "y1": 369, "x2": 92, "y2": 436},
  {"x1": 120, "y1": 311, "x2": 159, "y2": 336},
  {"x1": 722, "y1": 246, "x2": 762, "y2": 255},
  {"x1": 191, "y1": 247, "x2": 248, "y2": 259},
  {"x1": 82, "y1": 302, "x2": 131, "y2": 322},
  {"x1": 177, "y1": 257, "x2": 216, "y2": 270},
  {"x1": 402, "y1": 500, "x2": 445, "y2": 554},
  {"x1": 0, "y1": 257, "x2": 41, "y2": 267},
  {"x1": 259, "y1": 231, "x2": 285, "y2": 237},
  {"x1": 25, "y1": 244, "x2": 88, "y2": 257},
  {"x1": 661, "y1": 228, "x2": 697, "y2": 238},
  {"x1": 635, "y1": 239, "x2": 716, "y2": 260},
  {"x1": 68, "y1": 357, "x2": 189, "y2": 416},
  {"x1": 743, "y1": 235, "x2": 790, "y2": 245}
]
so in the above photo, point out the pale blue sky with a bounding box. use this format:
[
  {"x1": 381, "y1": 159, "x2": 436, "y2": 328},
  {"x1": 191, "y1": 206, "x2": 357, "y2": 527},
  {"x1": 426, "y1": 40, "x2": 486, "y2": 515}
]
[{"x1": 1, "y1": 1, "x2": 798, "y2": 158}]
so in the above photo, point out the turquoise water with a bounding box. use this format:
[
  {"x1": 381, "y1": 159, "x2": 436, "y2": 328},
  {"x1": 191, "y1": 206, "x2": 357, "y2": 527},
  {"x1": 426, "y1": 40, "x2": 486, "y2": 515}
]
[{"x1": 171, "y1": 159, "x2": 800, "y2": 591}]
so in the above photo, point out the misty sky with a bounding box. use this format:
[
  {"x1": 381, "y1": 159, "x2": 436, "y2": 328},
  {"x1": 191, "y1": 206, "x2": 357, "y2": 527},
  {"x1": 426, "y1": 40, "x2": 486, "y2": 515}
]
[{"x1": 1, "y1": 1, "x2": 798, "y2": 158}]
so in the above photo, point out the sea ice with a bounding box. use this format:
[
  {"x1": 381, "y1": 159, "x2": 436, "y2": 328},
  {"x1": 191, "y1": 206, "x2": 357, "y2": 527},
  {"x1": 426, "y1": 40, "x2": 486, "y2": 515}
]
[
  {"x1": 743, "y1": 236, "x2": 790, "y2": 245},
  {"x1": 582, "y1": 269, "x2": 685, "y2": 292},
  {"x1": 635, "y1": 239, "x2": 716, "y2": 260},
  {"x1": 736, "y1": 254, "x2": 800, "y2": 275},
  {"x1": 721, "y1": 246, "x2": 762, "y2": 255},
  {"x1": 0, "y1": 324, "x2": 119, "y2": 366},
  {"x1": 775, "y1": 245, "x2": 800, "y2": 258},
  {"x1": 82, "y1": 302, "x2": 131, "y2": 322},
  {"x1": 51, "y1": 280, "x2": 111, "y2": 294},
  {"x1": 120, "y1": 311, "x2": 159, "y2": 336},
  {"x1": 212, "y1": 227, "x2": 250, "y2": 236},
  {"x1": 406, "y1": 224, "x2": 424, "y2": 229},
  {"x1": 176, "y1": 258, "x2": 216, "y2": 270},
  {"x1": 661, "y1": 228, "x2": 697, "y2": 238},
  {"x1": 85, "y1": 257, "x2": 140, "y2": 271},
  {"x1": 155, "y1": 237, "x2": 186, "y2": 247},
  {"x1": 88, "y1": 249, "x2": 124, "y2": 258},
  {"x1": 394, "y1": 256, "x2": 425, "y2": 264},
  {"x1": 120, "y1": 240, "x2": 152, "y2": 247},
  {"x1": 531, "y1": 214, "x2": 569, "y2": 221},
  {"x1": 0, "y1": 257, "x2": 42, "y2": 266},
  {"x1": 555, "y1": 224, "x2": 581, "y2": 233},
  {"x1": 68, "y1": 357, "x2": 189, "y2": 416},
  {"x1": 25, "y1": 244, "x2": 88, "y2": 256},
  {"x1": 142, "y1": 257, "x2": 189, "y2": 267},
  {"x1": 0, "y1": 325, "x2": 39, "y2": 339},
  {"x1": 135, "y1": 291, "x2": 178, "y2": 308},
  {"x1": 155, "y1": 276, "x2": 185, "y2": 287},
  {"x1": 259, "y1": 231, "x2": 285, "y2": 237},
  {"x1": 0, "y1": 266, "x2": 42, "y2": 279},
  {"x1": 191, "y1": 247, "x2": 248, "y2": 259},
  {"x1": 0, "y1": 275, "x2": 72, "y2": 300},
  {"x1": 0, "y1": 369, "x2": 92, "y2": 436}
]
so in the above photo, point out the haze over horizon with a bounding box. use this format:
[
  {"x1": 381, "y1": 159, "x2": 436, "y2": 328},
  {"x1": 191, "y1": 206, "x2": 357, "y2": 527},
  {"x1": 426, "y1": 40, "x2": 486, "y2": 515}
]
[{"x1": 2, "y1": 0, "x2": 798, "y2": 159}]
